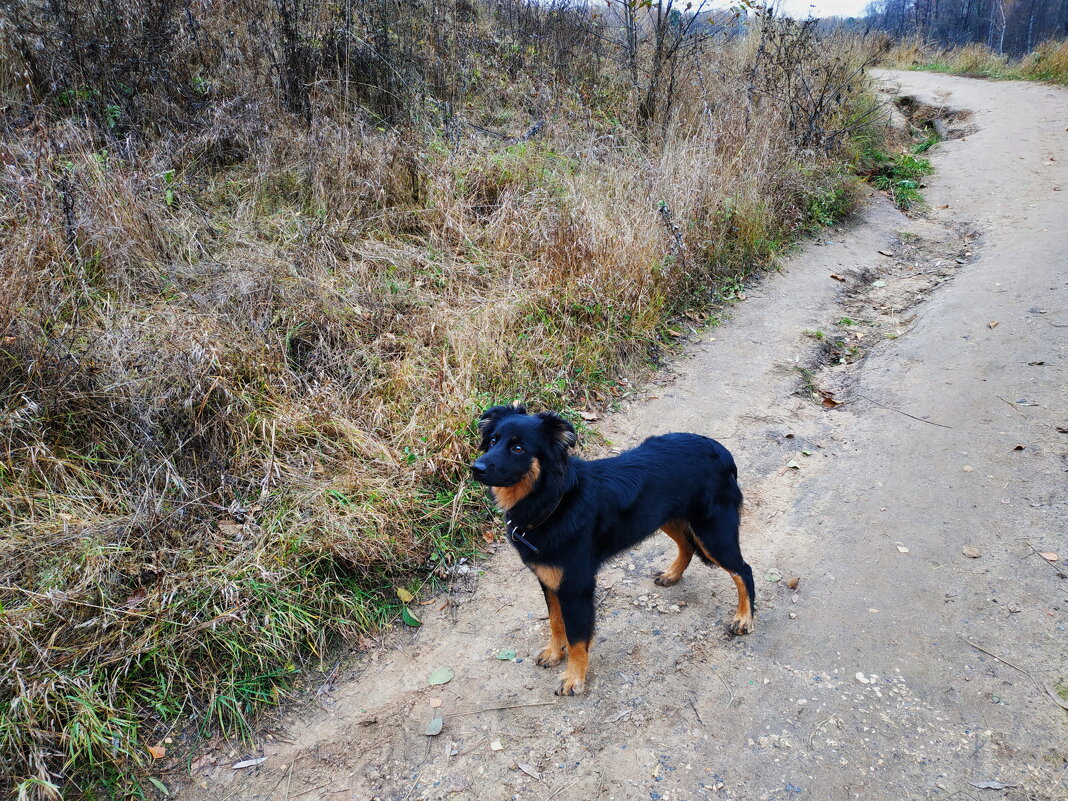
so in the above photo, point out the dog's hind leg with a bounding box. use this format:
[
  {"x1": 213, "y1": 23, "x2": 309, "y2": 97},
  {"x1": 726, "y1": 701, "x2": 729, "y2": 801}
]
[
  {"x1": 690, "y1": 507, "x2": 756, "y2": 635},
  {"x1": 536, "y1": 583, "x2": 567, "y2": 668},
  {"x1": 556, "y1": 584, "x2": 596, "y2": 695},
  {"x1": 653, "y1": 519, "x2": 695, "y2": 587}
]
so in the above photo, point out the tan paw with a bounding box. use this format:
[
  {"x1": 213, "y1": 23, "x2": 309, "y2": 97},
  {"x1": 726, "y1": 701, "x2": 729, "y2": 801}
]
[
  {"x1": 653, "y1": 571, "x2": 681, "y2": 587},
  {"x1": 555, "y1": 674, "x2": 586, "y2": 696},
  {"x1": 536, "y1": 647, "x2": 564, "y2": 667},
  {"x1": 727, "y1": 614, "x2": 754, "y2": 636}
]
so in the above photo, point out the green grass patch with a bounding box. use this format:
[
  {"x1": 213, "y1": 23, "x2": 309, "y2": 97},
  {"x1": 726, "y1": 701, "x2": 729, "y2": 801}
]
[{"x1": 864, "y1": 152, "x2": 933, "y2": 210}]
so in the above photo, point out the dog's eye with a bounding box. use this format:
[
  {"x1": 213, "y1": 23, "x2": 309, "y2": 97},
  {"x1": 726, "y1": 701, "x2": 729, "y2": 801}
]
[
  {"x1": 511, "y1": 444, "x2": 524, "y2": 454},
  {"x1": 490, "y1": 435, "x2": 498, "y2": 446}
]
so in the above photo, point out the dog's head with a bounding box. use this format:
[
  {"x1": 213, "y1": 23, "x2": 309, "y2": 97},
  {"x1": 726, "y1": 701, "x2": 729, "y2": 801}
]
[{"x1": 471, "y1": 404, "x2": 576, "y2": 488}]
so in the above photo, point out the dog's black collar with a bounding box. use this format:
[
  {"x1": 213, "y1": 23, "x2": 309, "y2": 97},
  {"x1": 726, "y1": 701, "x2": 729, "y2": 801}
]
[
  {"x1": 504, "y1": 488, "x2": 567, "y2": 554},
  {"x1": 506, "y1": 518, "x2": 540, "y2": 553}
]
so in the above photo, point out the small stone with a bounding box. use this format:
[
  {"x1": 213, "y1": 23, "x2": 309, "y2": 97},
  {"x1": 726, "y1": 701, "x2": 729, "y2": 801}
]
[
  {"x1": 490, "y1": 740, "x2": 504, "y2": 751},
  {"x1": 789, "y1": 612, "x2": 797, "y2": 619},
  {"x1": 962, "y1": 546, "x2": 982, "y2": 559}
]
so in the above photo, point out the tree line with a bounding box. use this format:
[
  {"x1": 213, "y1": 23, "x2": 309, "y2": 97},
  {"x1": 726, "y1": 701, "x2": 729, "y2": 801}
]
[{"x1": 860, "y1": 0, "x2": 1068, "y2": 55}]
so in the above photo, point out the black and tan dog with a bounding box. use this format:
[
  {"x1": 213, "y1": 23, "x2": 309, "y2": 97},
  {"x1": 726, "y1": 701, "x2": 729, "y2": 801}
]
[{"x1": 471, "y1": 404, "x2": 755, "y2": 696}]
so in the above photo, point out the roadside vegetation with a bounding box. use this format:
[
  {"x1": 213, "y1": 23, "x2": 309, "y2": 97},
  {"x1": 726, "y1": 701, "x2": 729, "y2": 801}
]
[
  {"x1": 0, "y1": 1, "x2": 890, "y2": 795},
  {"x1": 882, "y1": 36, "x2": 1068, "y2": 84}
]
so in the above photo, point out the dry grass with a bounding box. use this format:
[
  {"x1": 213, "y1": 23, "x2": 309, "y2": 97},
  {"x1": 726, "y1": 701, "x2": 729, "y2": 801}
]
[
  {"x1": 883, "y1": 35, "x2": 1068, "y2": 84},
  {"x1": 0, "y1": 2, "x2": 886, "y2": 795}
]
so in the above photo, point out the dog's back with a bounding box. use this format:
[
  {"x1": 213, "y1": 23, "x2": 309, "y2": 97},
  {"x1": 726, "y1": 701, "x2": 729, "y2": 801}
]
[{"x1": 579, "y1": 433, "x2": 741, "y2": 561}]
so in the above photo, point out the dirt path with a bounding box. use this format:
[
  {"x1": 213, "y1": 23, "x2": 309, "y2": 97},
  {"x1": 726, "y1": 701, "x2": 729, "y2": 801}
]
[{"x1": 176, "y1": 72, "x2": 1068, "y2": 801}]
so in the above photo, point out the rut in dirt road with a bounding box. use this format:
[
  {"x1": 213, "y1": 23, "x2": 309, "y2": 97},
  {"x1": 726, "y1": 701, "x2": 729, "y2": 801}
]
[{"x1": 177, "y1": 72, "x2": 1068, "y2": 801}]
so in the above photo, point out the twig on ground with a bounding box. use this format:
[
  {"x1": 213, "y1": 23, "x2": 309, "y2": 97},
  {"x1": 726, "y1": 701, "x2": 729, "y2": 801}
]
[
  {"x1": 1044, "y1": 762, "x2": 1068, "y2": 800},
  {"x1": 859, "y1": 394, "x2": 952, "y2": 428},
  {"x1": 455, "y1": 736, "x2": 486, "y2": 757},
  {"x1": 1023, "y1": 541, "x2": 1067, "y2": 577},
  {"x1": 809, "y1": 716, "x2": 835, "y2": 747},
  {"x1": 283, "y1": 763, "x2": 295, "y2": 801},
  {"x1": 263, "y1": 762, "x2": 293, "y2": 801},
  {"x1": 717, "y1": 674, "x2": 735, "y2": 707},
  {"x1": 444, "y1": 700, "x2": 557, "y2": 717},
  {"x1": 291, "y1": 782, "x2": 329, "y2": 799},
  {"x1": 595, "y1": 584, "x2": 615, "y2": 609},
  {"x1": 996, "y1": 395, "x2": 1028, "y2": 416},
  {"x1": 964, "y1": 638, "x2": 1068, "y2": 711},
  {"x1": 690, "y1": 697, "x2": 705, "y2": 725},
  {"x1": 544, "y1": 780, "x2": 578, "y2": 801}
]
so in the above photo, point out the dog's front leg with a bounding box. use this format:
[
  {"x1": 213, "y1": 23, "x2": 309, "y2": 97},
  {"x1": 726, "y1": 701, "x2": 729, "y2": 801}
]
[
  {"x1": 556, "y1": 584, "x2": 595, "y2": 696},
  {"x1": 536, "y1": 582, "x2": 567, "y2": 667}
]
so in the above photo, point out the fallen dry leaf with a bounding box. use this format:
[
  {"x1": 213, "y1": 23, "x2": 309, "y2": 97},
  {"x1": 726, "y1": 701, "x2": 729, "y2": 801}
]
[
  {"x1": 785, "y1": 576, "x2": 800, "y2": 590},
  {"x1": 830, "y1": 274, "x2": 846, "y2": 282},
  {"x1": 1012, "y1": 444, "x2": 1025, "y2": 451},
  {"x1": 1039, "y1": 552, "x2": 1058, "y2": 562},
  {"x1": 147, "y1": 744, "x2": 166, "y2": 760},
  {"x1": 579, "y1": 411, "x2": 599, "y2": 421},
  {"x1": 517, "y1": 763, "x2": 541, "y2": 780}
]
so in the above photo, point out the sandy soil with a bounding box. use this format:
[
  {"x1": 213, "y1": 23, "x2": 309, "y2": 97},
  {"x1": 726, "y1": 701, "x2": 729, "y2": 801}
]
[{"x1": 173, "y1": 71, "x2": 1068, "y2": 801}]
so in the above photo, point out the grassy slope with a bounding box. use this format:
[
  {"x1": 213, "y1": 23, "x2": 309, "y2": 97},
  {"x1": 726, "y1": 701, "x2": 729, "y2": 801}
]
[
  {"x1": 0, "y1": 4, "x2": 887, "y2": 796},
  {"x1": 882, "y1": 37, "x2": 1068, "y2": 84}
]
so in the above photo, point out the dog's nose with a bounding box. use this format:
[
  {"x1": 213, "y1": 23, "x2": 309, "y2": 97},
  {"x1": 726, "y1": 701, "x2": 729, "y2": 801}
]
[{"x1": 471, "y1": 460, "x2": 488, "y2": 478}]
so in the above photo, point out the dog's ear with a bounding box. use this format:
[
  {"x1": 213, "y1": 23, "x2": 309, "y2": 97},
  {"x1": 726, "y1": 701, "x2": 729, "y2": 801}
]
[
  {"x1": 478, "y1": 403, "x2": 526, "y2": 450},
  {"x1": 537, "y1": 412, "x2": 577, "y2": 449}
]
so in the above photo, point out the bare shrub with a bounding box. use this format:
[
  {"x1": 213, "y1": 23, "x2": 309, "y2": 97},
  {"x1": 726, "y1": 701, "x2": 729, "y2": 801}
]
[{"x1": 745, "y1": 16, "x2": 884, "y2": 150}]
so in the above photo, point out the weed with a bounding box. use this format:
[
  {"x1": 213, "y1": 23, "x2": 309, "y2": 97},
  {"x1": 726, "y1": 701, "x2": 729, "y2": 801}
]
[
  {"x1": 869, "y1": 153, "x2": 933, "y2": 210},
  {"x1": 794, "y1": 365, "x2": 819, "y2": 397}
]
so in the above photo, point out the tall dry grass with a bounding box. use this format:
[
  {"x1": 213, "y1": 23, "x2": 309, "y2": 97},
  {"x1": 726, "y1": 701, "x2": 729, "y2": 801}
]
[
  {"x1": 0, "y1": 2, "x2": 886, "y2": 795},
  {"x1": 882, "y1": 35, "x2": 1068, "y2": 84}
]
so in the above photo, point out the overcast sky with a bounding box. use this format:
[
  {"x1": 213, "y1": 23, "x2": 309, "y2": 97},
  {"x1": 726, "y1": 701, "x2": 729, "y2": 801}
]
[{"x1": 772, "y1": 0, "x2": 872, "y2": 18}]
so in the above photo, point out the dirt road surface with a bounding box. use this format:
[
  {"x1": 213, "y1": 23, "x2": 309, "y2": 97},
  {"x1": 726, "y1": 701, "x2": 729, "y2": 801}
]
[{"x1": 176, "y1": 71, "x2": 1068, "y2": 801}]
